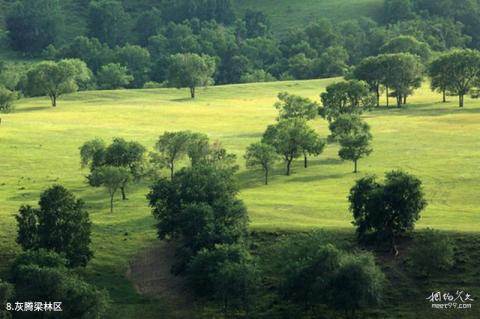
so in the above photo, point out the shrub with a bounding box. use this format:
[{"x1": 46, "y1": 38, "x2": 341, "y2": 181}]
[
  {"x1": 409, "y1": 228, "x2": 455, "y2": 276},
  {"x1": 0, "y1": 87, "x2": 18, "y2": 113}
]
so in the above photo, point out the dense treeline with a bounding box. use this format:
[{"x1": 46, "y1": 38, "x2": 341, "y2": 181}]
[{"x1": 1, "y1": 0, "x2": 480, "y2": 94}]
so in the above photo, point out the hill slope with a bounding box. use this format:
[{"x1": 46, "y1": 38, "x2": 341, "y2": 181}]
[{"x1": 233, "y1": 0, "x2": 384, "y2": 34}]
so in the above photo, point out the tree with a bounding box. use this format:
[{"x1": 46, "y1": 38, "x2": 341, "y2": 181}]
[
  {"x1": 147, "y1": 164, "x2": 248, "y2": 273},
  {"x1": 114, "y1": 44, "x2": 152, "y2": 88},
  {"x1": 380, "y1": 35, "x2": 431, "y2": 63},
  {"x1": 0, "y1": 279, "x2": 14, "y2": 318},
  {"x1": 320, "y1": 80, "x2": 375, "y2": 122},
  {"x1": 0, "y1": 87, "x2": 18, "y2": 113},
  {"x1": 328, "y1": 114, "x2": 370, "y2": 143},
  {"x1": 155, "y1": 131, "x2": 192, "y2": 179},
  {"x1": 24, "y1": 59, "x2": 91, "y2": 107},
  {"x1": 353, "y1": 56, "x2": 384, "y2": 107},
  {"x1": 15, "y1": 185, "x2": 93, "y2": 267},
  {"x1": 409, "y1": 229, "x2": 455, "y2": 277},
  {"x1": 338, "y1": 132, "x2": 373, "y2": 173},
  {"x1": 97, "y1": 63, "x2": 133, "y2": 89},
  {"x1": 384, "y1": 0, "x2": 416, "y2": 23},
  {"x1": 244, "y1": 142, "x2": 279, "y2": 185},
  {"x1": 430, "y1": 49, "x2": 480, "y2": 107},
  {"x1": 349, "y1": 170, "x2": 427, "y2": 255},
  {"x1": 6, "y1": 0, "x2": 64, "y2": 54},
  {"x1": 428, "y1": 56, "x2": 451, "y2": 103},
  {"x1": 262, "y1": 119, "x2": 309, "y2": 176},
  {"x1": 330, "y1": 253, "x2": 385, "y2": 319},
  {"x1": 89, "y1": 166, "x2": 131, "y2": 213},
  {"x1": 80, "y1": 138, "x2": 145, "y2": 200},
  {"x1": 88, "y1": 0, "x2": 131, "y2": 47},
  {"x1": 378, "y1": 53, "x2": 423, "y2": 107},
  {"x1": 168, "y1": 53, "x2": 216, "y2": 98},
  {"x1": 274, "y1": 92, "x2": 319, "y2": 121},
  {"x1": 186, "y1": 132, "x2": 210, "y2": 166},
  {"x1": 11, "y1": 250, "x2": 109, "y2": 318},
  {"x1": 243, "y1": 9, "x2": 270, "y2": 38}
]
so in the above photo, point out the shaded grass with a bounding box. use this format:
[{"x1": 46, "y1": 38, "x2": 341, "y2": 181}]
[{"x1": 1, "y1": 78, "x2": 480, "y2": 317}]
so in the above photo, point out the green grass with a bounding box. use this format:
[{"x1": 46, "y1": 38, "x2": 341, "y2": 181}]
[
  {"x1": 233, "y1": 0, "x2": 384, "y2": 34},
  {"x1": 1, "y1": 78, "x2": 480, "y2": 317}
]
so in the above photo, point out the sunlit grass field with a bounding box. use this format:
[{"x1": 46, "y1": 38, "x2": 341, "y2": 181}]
[{"x1": 1, "y1": 78, "x2": 480, "y2": 317}]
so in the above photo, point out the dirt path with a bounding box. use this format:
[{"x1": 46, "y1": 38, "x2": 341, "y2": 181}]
[{"x1": 127, "y1": 241, "x2": 193, "y2": 318}]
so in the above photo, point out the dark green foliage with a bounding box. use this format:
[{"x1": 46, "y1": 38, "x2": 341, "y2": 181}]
[
  {"x1": 243, "y1": 9, "x2": 270, "y2": 38},
  {"x1": 245, "y1": 142, "x2": 279, "y2": 185},
  {"x1": 15, "y1": 185, "x2": 93, "y2": 267},
  {"x1": 380, "y1": 35, "x2": 431, "y2": 63},
  {"x1": 97, "y1": 63, "x2": 134, "y2": 89},
  {"x1": 161, "y1": 0, "x2": 235, "y2": 24},
  {"x1": 328, "y1": 114, "x2": 370, "y2": 143},
  {"x1": 329, "y1": 253, "x2": 385, "y2": 319},
  {"x1": 378, "y1": 53, "x2": 423, "y2": 107},
  {"x1": 60, "y1": 36, "x2": 114, "y2": 73},
  {"x1": 154, "y1": 131, "x2": 192, "y2": 179},
  {"x1": 409, "y1": 229, "x2": 455, "y2": 276},
  {"x1": 274, "y1": 92, "x2": 319, "y2": 121},
  {"x1": 0, "y1": 87, "x2": 17, "y2": 113},
  {"x1": 167, "y1": 53, "x2": 216, "y2": 98},
  {"x1": 147, "y1": 163, "x2": 249, "y2": 273},
  {"x1": 320, "y1": 80, "x2": 375, "y2": 122},
  {"x1": 6, "y1": 0, "x2": 64, "y2": 54},
  {"x1": 273, "y1": 233, "x2": 385, "y2": 318},
  {"x1": 353, "y1": 56, "x2": 385, "y2": 107},
  {"x1": 262, "y1": 119, "x2": 323, "y2": 175},
  {"x1": 114, "y1": 44, "x2": 151, "y2": 88},
  {"x1": 428, "y1": 49, "x2": 480, "y2": 107},
  {"x1": 88, "y1": 0, "x2": 131, "y2": 47},
  {"x1": 11, "y1": 250, "x2": 109, "y2": 319},
  {"x1": 0, "y1": 279, "x2": 14, "y2": 319},
  {"x1": 384, "y1": 0, "x2": 416, "y2": 23},
  {"x1": 338, "y1": 131, "x2": 373, "y2": 173},
  {"x1": 349, "y1": 170, "x2": 427, "y2": 255},
  {"x1": 24, "y1": 59, "x2": 92, "y2": 107}
]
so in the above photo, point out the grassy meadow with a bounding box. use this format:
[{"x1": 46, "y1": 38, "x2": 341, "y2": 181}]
[{"x1": 1, "y1": 78, "x2": 480, "y2": 317}]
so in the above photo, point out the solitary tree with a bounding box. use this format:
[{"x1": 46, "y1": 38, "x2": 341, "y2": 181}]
[
  {"x1": 429, "y1": 49, "x2": 480, "y2": 107},
  {"x1": 155, "y1": 131, "x2": 192, "y2": 179},
  {"x1": 244, "y1": 142, "x2": 279, "y2": 185},
  {"x1": 328, "y1": 114, "x2": 370, "y2": 143},
  {"x1": 24, "y1": 59, "x2": 91, "y2": 106},
  {"x1": 15, "y1": 185, "x2": 93, "y2": 267},
  {"x1": 89, "y1": 166, "x2": 131, "y2": 213},
  {"x1": 274, "y1": 92, "x2": 319, "y2": 121},
  {"x1": 320, "y1": 80, "x2": 375, "y2": 122},
  {"x1": 186, "y1": 132, "x2": 210, "y2": 166},
  {"x1": 262, "y1": 119, "x2": 308, "y2": 176},
  {"x1": 349, "y1": 171, "x2": 427, "y2": 255},
  {"x1": 168, "y1": 53, "x2": 216, "y2": 98},
  {"x1": 338, "y1": 120, "x2": 373, "y2": 173}
]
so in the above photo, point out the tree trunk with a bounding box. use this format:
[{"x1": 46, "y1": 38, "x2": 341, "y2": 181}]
[
  {"x1": 286, "y1": 159, "x2": 292, "y2": 176},
  {"x1": 264, "y1": 169, "x2": 268, "y2": 185},
  {"x1": 110, "y1": 194, "x2": 114, "y2": 213},
  {"x1": 403, "y1": 95, "x2": 407, "y2": 104},
  {"x1": 190, "y1": 87, "x2": 195, "y2": 99},
  {"x1": 51, "y1": 94, "x2": 57, "y2": 107},
  {"x1": 376, "y1": 86, "x2": 380, "y2": 107},
  {"x1": 396, "y1": 95, "x2": 402, "y2": 108},
  {"x1": 170, "y1": 162, "x2": 174, "y2": 180},
  {"x1": 304, "y1": 154, "x2": 308, "y2": 168},
  {"x1": 442, "y1": 89, "x2": 446, "y2": 103},
  {"x1": 386, "y1": 86, "x2": 389, "y2": 107},
  {"x1": 459, "y1": 94, "x2": 464, "y2": 107},
  {"x1": 353, "y1": 159, "x2": 358, "y2": 173},
  {"x1": 120, "y1": 186, "x2": 126, "y2": 200}
]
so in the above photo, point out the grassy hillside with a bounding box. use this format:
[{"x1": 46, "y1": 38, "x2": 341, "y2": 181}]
[
  {"x1": 1, "y1": 79, "x2": 480, "y2": 317},
  {"x1": 233, "y1": 0, "x2": 384, "y2": 34}
]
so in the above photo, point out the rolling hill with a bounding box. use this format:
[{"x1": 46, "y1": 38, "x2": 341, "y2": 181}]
[{"x1": 1, "y1": 79, "x2": 480, "y2": 317}]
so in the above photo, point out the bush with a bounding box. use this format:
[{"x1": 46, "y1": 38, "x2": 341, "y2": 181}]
[
  {"x1": 0, "y1": 87, "x2": 18, "y2": 113},
  {"x1": 97, "y1": 63, "x2": 133, "y2": 89},
  {"x1": 409, "y1": 229, "x2": 455, "y2": 276},
  {"x1": 143, "y1": 81, "x2": 166, "y2": 89},
  {"x1": 240, "y1": 69, "x2": 276, "y2": 83}
]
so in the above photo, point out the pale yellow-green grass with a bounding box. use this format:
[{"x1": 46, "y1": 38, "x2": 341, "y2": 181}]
[{"x1": 1, "y1": 78, "x2": 479, "y2": 317}]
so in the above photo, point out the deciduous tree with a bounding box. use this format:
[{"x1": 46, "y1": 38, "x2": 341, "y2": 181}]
[{"x1": 244, "y1": 142, "x2": 279, "y2": 185}]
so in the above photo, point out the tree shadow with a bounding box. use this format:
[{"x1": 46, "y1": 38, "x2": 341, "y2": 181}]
[
  {"x1": 367, "y1": 103, "x2": 480, "y2": 118},
  {"x1": 170, "y1": 97, "x2": 193, "y2": 102},
  {"x1": 15, "y1": 105, "x2": 51, "y2": 113}
]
